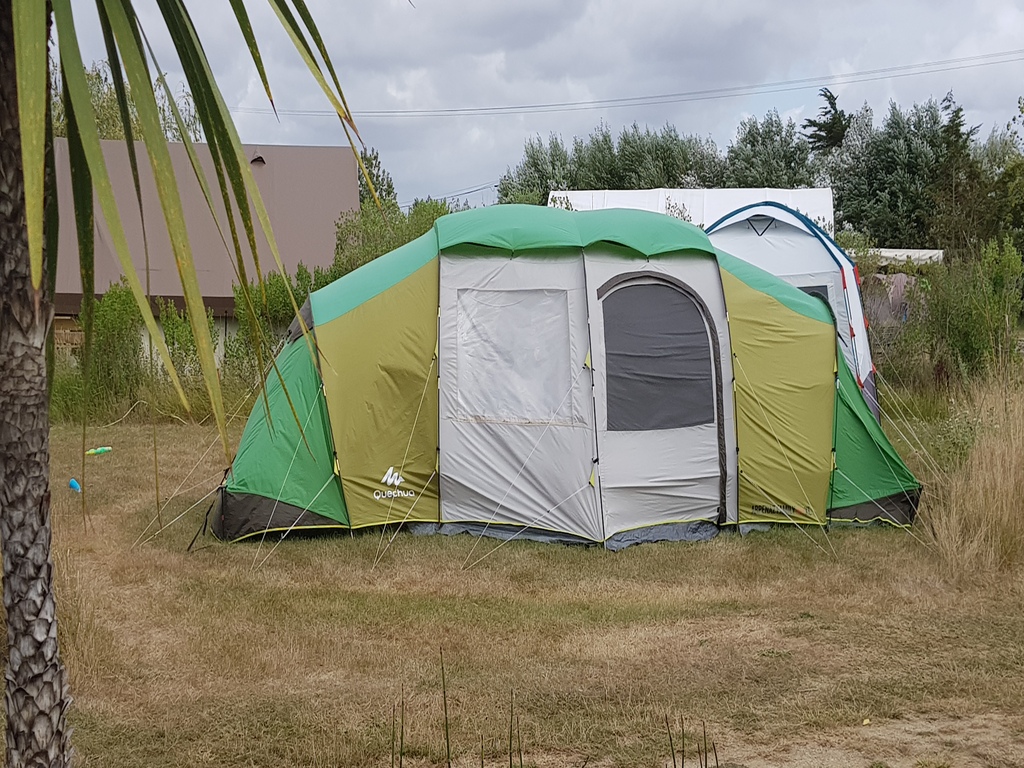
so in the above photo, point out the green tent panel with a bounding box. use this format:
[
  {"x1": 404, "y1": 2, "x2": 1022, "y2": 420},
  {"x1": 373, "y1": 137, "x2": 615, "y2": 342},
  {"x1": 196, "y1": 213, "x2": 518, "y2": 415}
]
[
  {"x1": 831, "y1": 353, "x2": 920, "y2": 524},
  {"x1": 217, "y1": 337, "x2": 347, "y2": 542}
]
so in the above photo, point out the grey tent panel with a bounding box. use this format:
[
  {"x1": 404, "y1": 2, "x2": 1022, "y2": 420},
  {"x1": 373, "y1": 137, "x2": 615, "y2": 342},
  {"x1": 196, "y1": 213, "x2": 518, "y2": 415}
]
[
  {"x1": 411, "y1": 521, "x2": 597, "y2": 546},
  {"x1": 604, "y1": 520, "x2": 719, "y2": 551},
  {"x1": 285, "y1": 298, "x2": 315, "y2": 341},
  {"x1": 603, "y1": 283, "x2": 714, "y2": 432}
]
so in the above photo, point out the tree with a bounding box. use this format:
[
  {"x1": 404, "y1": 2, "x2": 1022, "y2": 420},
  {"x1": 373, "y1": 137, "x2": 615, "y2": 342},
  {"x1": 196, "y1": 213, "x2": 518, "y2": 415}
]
[
  {"x1": 802, "y1": 87, "x2": 850, "y2": 153},
  {"x1": 497, "y1": 133, "x2": 572, "y2": 204},
  {"x1": 334, "y1": 196, "x2": 458, "y2": 277},
  {"x1": 927, "y1": 92, "x2": 999, "y2": 260},
  {"x1": 725, "y1": 109, "x2": 815, "y2": 188},
  {"x1": 497, "y1": 121, "x2": 727, "y2": 203},
  {"x1": 0, "y1": 1, "x2": 358, "y2": 765},
  {"x1": 357, "y1": 146, "x2": 396, "y2": 206},
  {"x1": 827, "y1": 103, "x2": 877, "y2": 232},
  {"x1": 568, "y1": 121, "x2": 620, "y2": 191},
  {"x1": 50, "y1": 59, "x2": 201, "y2": 142},
  {"x1": 833, "y1": 100, "x2": 944, "y2": 247}
]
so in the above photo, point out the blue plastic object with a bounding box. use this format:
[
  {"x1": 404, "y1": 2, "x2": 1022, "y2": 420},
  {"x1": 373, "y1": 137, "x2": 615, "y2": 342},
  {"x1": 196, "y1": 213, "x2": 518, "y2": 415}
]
[{"x1": 69, "y1": 478, "x2": 81, "y2": 493}]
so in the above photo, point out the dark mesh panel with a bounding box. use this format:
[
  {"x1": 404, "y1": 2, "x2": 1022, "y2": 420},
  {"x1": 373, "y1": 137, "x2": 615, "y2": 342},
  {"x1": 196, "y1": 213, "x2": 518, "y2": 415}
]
[
  {"x1": 799, "y1": 285, "x2": 830, "y2": 305},
  {"x1": 285, "y1": 298, "x2": 315, "y2": 342},
  {"x1": 214, "y1": 490, "x2": 345, "y2": 541},
  {"x1": 604, "y1": 283, "x2": 714, "y2": 431}
]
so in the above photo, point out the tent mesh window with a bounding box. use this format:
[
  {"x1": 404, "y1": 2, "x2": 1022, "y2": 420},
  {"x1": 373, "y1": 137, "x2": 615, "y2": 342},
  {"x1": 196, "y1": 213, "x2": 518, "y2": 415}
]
[
  {"x1": 455, "y1": 288, "x2": 574, "y2": 425},
  {"x1": 603, "y1": 283, "x2": 714, "y2": 431}
]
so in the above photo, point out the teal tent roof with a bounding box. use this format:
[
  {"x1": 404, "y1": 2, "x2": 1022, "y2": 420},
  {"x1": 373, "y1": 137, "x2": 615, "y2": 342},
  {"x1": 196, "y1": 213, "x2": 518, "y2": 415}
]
[
  {"x1": 435, "y1": 205, "x2": 715, "y2": 257},
  {"x1": 311, "y1": 206, "x2": 715, "y2": 327}
]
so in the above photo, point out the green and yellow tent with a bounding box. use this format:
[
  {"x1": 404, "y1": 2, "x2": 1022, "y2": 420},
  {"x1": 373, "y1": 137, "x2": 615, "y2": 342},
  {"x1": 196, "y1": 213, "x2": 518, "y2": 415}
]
[{"x1": 216, "y1": 206, "x2": 919, "y2": 547}]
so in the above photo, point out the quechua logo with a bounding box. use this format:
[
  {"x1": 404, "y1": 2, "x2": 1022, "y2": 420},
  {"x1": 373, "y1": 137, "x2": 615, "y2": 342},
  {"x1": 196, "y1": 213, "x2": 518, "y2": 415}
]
[{"x1": 375, "y1": 466, "x2": 415, "y2": 500}]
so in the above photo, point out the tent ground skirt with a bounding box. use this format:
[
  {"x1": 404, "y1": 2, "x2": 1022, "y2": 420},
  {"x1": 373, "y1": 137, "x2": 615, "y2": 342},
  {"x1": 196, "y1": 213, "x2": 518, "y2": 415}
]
[
  {"x1": 829, "y1": 490, "x2": 920, "y2": 527},
  {"x1": 214, "y1": 490, "x2": 348, "y2": 542}
]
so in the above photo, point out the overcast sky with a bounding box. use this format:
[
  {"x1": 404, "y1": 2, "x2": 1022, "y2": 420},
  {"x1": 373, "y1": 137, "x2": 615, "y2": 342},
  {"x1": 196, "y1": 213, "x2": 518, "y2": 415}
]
[{"x1": 76, "y1": 1, "x2": 1024, "y2": 208}]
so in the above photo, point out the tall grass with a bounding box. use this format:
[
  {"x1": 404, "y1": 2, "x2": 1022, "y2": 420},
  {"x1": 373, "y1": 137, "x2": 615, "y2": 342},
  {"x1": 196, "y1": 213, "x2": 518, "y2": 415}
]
[
  {"x1": 918, "y1": 372, "x2": 1024, "y2": 578},
  {"x1": 49, "y1": 279, "x2": 262, "y2": 427}
]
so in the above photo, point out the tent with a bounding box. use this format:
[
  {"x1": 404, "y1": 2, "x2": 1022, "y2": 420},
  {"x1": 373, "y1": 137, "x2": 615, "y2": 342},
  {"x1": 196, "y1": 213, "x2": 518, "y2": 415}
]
[
  {"x1": 215, "y1": 206, "x2": 919, "y2": 548},
  {"x1": 705, "y1": 202, "x2": 880, "y2": 419},
  {"x1": 547, "y1": 188, "x2": 835, "y2": 231}
]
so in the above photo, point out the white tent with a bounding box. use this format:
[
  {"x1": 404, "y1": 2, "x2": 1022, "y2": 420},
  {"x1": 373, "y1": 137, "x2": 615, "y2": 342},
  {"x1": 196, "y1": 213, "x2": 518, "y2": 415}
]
[
  {"x1": 705, "y1": 202, "x2": 878, "y2": 419},
  {"x1": 548, "y1": 188, "x2": 835, "y2": 231},
  {"x1": 877, "y1": 249, "x2": 943, "y2": 265}
]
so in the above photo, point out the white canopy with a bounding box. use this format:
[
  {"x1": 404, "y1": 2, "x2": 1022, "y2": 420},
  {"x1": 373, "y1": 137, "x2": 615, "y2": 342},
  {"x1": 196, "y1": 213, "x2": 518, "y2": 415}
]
[
  {"x1": 548, "y1": 188, "x2": 835, "y2": 231},
  {"x1": 877, "y1": 249, "x2": 944, "y2": 265}
]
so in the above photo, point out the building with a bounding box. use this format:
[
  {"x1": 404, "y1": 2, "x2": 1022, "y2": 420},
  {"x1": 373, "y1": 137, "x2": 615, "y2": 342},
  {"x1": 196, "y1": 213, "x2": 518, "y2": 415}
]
[{"x1": 53, "y1": 138, "x2": 359, "y2": 344}]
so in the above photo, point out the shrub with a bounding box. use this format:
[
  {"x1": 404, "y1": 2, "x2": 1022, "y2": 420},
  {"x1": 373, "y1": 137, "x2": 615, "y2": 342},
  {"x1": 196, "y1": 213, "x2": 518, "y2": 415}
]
[
  {"x1": 49, "y1": 348, "x2": 85, "y2": 424},
  {"x1": 88, "y1": 278, "x2": 144, "y2": 408},
  {"x1": 917, "y1": 237, "x2": 1023, "y2": 381},
  {"x1": 837, "y1": 230, "x2": 935, "y2": 388},
  {"x1": 849, "y1": 231, "x2": 1024, "y2": 389},
  {"x1": 156, "y1": 297, "x2": 218, "y2": 385},
  {"x1": 224, "y1": 269, "x2": 308, "y2": 387}
]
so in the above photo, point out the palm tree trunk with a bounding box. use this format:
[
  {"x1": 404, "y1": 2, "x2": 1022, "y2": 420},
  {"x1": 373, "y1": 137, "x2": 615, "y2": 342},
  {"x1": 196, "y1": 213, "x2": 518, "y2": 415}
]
[{"x1": 0, "y1": 2, "x2": 73, "y2": 766}]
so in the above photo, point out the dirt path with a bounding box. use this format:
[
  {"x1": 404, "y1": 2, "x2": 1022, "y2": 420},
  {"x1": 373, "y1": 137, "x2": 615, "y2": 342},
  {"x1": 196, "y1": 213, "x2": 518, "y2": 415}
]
[{"x1": 718, "y1": 714, "x2": 1024, "y2": 768}]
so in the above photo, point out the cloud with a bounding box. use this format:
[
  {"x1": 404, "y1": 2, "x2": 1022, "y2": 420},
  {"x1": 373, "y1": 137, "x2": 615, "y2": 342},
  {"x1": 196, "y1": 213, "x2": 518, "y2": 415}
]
[{"x1": 69, "y1": 0, "x2": 1024, "y2": 206}]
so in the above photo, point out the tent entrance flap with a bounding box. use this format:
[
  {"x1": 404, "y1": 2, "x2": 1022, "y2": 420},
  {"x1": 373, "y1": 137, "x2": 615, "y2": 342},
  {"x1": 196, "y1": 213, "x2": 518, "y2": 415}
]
[
  {"x1": 584, "y1": 250, "x2": 738, "y2": 536},
  {"x1": 438, "y1": 252, "x2": 603, "y2": 542}
]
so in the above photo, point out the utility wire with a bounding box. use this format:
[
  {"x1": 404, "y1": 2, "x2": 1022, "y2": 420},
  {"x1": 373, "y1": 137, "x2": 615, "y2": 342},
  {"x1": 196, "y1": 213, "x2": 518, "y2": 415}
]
[
  {"x1": 398, "y1": 179, "x2": 498, "y2": 209},
  {"x1": 232, "y1": 48, "x2": 1024, "y2": 120}
]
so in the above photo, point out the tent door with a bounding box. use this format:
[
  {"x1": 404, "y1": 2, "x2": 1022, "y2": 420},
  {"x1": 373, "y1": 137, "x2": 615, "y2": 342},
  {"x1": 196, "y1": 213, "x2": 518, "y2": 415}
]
[
  {"x1": 588, "y1": 271, "x2": 725, "y2": 537},
  {"x1": 437, "y1": 253, "x2": 604, "y2": 542}
]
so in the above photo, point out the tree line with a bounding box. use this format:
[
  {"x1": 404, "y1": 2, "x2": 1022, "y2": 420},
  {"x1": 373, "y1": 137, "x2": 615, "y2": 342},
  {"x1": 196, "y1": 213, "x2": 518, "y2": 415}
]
[{"x1": 498, "y1": 89, "x2": 1024, "y2": 261}]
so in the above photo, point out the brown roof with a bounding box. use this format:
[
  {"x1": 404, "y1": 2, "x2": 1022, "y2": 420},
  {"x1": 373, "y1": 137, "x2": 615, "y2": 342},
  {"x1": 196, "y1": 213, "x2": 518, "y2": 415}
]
[{"x1": 54, "y1": 138, "x2": 359, "y2": 317}]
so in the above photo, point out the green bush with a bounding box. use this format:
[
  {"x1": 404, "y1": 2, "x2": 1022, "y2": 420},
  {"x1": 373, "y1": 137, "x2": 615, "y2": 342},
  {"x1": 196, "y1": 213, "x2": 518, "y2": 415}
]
[
  {"x1": 848, "y1": 229, "x2": 1023, "y2": 389},
  {"x1": 918, "y1": 237, "x2": 1023, "y2": 381},
  {"x1": 89, "y1": 278, "x2": 144, "y2": 408},
  {"x1": 49, "y1": 349, "x2": 85, "y2": 424},
  {"x1": 156, "y1": 297, "x2": 218, "y2": 385},
  {"x1": 49, "y1": 282, "x2": 235, "y2": 425},
  {"x1": 224, "y1": 269, "x2": 309, "y2": 387},
  {"x1": 837, "y1": 230, "x2": 934, "y2": 389}
]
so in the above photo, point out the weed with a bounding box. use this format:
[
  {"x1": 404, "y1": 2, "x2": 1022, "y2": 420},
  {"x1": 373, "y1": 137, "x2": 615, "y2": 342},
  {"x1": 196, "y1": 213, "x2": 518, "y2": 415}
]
[{"x1": 919, "y1": 373, "x2": 1024, "y2": 578}]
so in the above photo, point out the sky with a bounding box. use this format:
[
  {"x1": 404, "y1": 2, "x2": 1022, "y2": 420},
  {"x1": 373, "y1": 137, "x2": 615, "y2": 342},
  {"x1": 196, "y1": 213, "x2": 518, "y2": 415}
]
[{"x1": 75, "y1": 0, "x2": 1024, "y2": 209}]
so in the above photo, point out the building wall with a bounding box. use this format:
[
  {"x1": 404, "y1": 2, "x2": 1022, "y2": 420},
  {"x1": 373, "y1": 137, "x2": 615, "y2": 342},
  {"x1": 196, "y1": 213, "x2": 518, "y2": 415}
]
[{"x1": 53, "y1": 139, "x2": 359, "y2": 317}]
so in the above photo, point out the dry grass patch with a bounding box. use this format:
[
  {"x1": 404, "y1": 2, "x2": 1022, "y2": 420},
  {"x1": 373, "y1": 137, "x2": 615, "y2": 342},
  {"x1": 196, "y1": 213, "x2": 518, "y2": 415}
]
[
  {"x1": 43, "y1": 421, "x2": 1024, "y2": 767},
  {"x1": 919, "y1": 376, "x2": 1024, "y2": 578}
]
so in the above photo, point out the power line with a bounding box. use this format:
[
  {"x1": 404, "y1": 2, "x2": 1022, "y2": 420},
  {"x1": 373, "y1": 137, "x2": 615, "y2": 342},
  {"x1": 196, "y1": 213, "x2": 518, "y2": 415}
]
[
  {"x1": 398, "y1": 179, "x2": 498, "y2": 209},
  {"x1": 232, "y1": 48, "x2": 1024, "y2": 120}
]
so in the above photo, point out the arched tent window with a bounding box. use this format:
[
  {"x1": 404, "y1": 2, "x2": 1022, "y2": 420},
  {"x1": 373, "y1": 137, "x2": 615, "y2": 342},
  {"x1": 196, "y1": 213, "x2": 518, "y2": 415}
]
[{"x1": 602, "y1": 282, "x2": 715, "y2": 432}]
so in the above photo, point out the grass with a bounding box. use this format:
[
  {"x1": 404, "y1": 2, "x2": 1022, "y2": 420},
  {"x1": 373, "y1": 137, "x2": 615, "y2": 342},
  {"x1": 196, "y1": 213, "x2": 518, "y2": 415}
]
[
  {"x1": 918, "y1": 374, "x2": 1024, "y2": 577},
  {"x1": 43, "y1": 408, "x2": 1024, "y2": 767}
]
